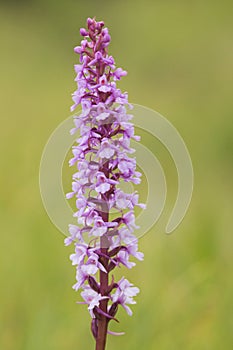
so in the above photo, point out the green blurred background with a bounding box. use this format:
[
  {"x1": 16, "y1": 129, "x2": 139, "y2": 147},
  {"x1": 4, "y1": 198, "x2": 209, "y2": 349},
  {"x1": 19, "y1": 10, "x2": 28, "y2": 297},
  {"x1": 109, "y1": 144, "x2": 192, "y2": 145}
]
[{"x1": 0, "y1": 1, "x2": 232, "y2": 349}]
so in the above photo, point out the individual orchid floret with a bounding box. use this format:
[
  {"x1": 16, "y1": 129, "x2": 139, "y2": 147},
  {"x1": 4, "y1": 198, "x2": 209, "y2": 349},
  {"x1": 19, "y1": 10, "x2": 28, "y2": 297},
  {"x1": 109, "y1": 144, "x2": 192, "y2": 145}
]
[
  {"x1": 111, "y1": 278, "x2": 140, "y2": 316},
  {"x1": 95, "y1": 172, "x2": 118, "y2": 194},
  {"x1": 70, "y1": 243, "x2": 88, "y2": 265},
  {"x1": 113, "y1": 67, "x2": 127, "y2": 80},
  {"x1": 98, "y1": 139, "x2": 116, "y2": 159},
  {"x1": 80, "y1": 287, "x2": 108, "y2": 318}
]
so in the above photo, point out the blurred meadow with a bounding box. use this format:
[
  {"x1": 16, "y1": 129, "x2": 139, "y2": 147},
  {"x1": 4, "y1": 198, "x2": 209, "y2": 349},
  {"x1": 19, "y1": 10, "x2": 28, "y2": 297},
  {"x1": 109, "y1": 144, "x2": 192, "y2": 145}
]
[{"x1": 0, "y1": 0, "x2": 233, "y2": 349}]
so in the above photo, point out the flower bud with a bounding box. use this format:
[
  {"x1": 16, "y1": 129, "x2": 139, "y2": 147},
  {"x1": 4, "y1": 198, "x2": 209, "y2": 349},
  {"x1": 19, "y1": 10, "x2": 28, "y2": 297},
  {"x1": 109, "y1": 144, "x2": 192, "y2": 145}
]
[
  {"x1": 87, "y1": 17, "x2": 93, "y2": 28},
  {"x1": 80, "y1": 28, "x2": 88, "y2": 36},
  {"x1": 103, "y1": 33, "x2": 111, "y2": 43},
  {"x1": 74, "y1": 46, "x2": 82, "y2": 54}
]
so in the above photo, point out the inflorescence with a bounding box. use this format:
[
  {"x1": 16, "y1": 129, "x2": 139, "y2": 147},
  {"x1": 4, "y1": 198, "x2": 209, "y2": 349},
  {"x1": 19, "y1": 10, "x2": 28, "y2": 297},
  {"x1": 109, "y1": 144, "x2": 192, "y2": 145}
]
[{"x1": 66, "y1": 17, "x2": 145, "y2": 340}]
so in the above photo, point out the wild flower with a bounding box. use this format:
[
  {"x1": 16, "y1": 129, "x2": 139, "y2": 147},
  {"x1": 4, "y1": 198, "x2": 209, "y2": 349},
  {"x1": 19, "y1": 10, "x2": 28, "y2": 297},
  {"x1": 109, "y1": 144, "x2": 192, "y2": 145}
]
[{"x1": 66, "y1": 17, "x2": 145, "y2": 350}]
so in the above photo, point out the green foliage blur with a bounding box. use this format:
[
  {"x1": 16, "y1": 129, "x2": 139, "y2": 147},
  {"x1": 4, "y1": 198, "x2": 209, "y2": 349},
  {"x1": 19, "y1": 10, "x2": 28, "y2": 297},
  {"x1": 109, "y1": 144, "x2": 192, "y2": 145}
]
[{"x1": 0, "y1": 1, "x2": 232, "y2": 349}]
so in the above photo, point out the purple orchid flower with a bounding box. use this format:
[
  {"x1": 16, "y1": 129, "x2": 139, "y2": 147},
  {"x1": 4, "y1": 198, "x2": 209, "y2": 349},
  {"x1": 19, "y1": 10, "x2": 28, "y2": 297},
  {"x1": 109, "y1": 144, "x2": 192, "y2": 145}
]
[{"x1": 66, "y1": 17, "x2": 145, "y2": 350}]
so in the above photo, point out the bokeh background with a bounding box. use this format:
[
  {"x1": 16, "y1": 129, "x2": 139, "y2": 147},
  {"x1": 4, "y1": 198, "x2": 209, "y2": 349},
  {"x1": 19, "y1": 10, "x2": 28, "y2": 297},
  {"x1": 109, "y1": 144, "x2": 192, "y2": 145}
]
[{"x1": 0, "y1": 1, "x2": 232, "y2": 349}]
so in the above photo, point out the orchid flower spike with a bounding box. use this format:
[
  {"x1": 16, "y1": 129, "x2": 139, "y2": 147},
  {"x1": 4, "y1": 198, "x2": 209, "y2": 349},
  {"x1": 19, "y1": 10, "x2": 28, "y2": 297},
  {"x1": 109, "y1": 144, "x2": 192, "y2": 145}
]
[{"x1": 66, "y1": 17, "x2": 145, "y2": 350}]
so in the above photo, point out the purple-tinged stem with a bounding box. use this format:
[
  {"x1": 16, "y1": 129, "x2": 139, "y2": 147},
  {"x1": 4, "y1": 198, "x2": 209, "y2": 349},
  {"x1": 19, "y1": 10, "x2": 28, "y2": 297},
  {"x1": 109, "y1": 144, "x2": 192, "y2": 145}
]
[{"x1": 96, "y1": 194, "x2": 109, "y2": 350}]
